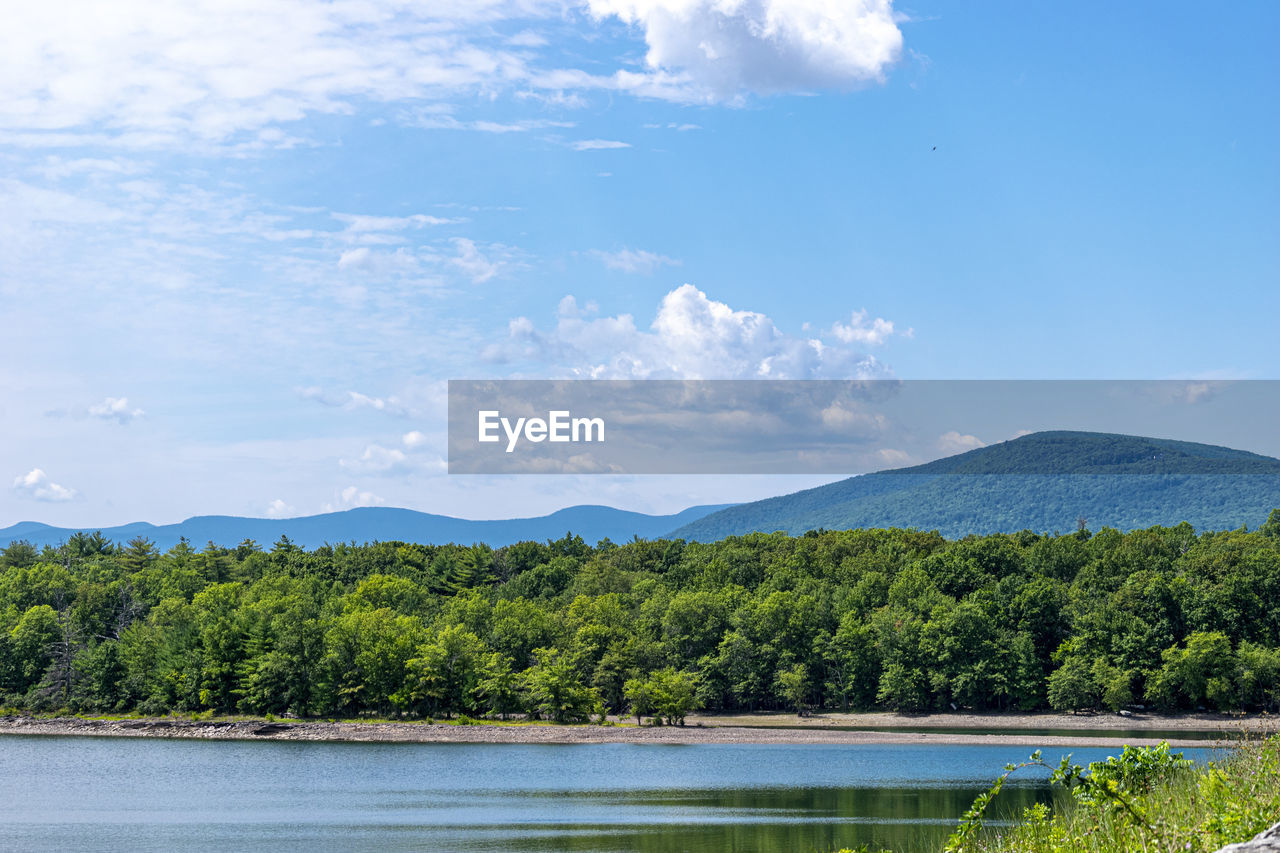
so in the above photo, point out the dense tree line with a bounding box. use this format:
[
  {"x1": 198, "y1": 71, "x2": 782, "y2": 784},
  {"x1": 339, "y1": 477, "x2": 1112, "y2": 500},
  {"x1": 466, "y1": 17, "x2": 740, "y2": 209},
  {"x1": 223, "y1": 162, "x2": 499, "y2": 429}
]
[{"x1": 2, "y1": 511, "x2": 1280, "y2": 722}]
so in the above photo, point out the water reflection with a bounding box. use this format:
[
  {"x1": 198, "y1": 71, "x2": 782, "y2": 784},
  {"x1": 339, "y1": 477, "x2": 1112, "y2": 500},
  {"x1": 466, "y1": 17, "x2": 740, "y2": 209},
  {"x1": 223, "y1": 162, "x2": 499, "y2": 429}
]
[{"x1": 0, "y1": 737, "x2": 1214, "y2": 853}]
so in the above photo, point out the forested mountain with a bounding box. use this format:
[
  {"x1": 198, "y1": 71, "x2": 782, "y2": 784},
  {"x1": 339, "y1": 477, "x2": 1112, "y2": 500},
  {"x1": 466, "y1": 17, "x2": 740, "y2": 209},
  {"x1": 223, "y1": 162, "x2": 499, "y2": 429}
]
[
  {"x1": 673, "y1": 431, "x2": 1280, "y2": 541},
  {"x1": 0, "y1": 504, "x2": 731, "y2": 551},
  {"x1": 2, "y1": 514, "x2": 1280, "y2": 721}
]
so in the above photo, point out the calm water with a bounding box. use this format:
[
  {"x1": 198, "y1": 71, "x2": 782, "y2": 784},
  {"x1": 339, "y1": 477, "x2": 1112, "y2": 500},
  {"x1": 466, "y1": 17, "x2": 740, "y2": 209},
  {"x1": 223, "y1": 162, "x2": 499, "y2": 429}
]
[
  {"x1": 0, "y1": 736, "x2": 1216, "y2": 852},
  {"x1": 739, "y1": 724, "x2": 1230, "y2": 741}
]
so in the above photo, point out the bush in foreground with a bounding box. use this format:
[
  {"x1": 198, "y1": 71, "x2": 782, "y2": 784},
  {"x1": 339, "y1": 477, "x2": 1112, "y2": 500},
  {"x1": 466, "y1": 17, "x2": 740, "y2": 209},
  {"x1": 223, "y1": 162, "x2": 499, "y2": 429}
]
[{"x1": 947, "y1": 735, "x2": 1280, "y2": 853}]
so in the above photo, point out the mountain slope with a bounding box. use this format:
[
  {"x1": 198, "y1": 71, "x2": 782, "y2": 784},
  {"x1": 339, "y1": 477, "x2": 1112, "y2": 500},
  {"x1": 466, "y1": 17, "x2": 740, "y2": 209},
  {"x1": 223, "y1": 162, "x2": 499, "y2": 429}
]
[
  {"x1": 0, "y1": 504, "x2": 732, "y2": 551},
  {"x1": 669, "y1": 431, "x2": 1280, "y2": 541}
]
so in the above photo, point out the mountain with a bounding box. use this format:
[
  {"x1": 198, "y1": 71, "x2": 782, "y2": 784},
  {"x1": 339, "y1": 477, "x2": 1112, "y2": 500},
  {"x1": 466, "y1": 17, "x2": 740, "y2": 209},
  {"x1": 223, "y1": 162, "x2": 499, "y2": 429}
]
[
  {"x1": 0, "y1": 504, "x2": 732, "y2": 551},
  {"x1": 669, "y1": 431, "x2": 1280, "y2": 541}
]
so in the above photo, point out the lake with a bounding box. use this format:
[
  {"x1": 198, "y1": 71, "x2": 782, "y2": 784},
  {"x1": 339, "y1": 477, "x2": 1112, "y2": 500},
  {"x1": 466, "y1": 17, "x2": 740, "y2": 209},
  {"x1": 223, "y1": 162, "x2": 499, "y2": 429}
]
[{"x1": 0, "y1": 736, "x2": 1217, "y2": 852}]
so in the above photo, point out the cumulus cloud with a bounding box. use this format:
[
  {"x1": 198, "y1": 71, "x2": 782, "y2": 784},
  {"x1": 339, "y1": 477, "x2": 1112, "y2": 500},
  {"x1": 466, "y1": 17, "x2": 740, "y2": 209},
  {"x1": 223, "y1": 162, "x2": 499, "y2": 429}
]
[
  {"x1": 876, "y1": 448, "x2": 912, "y2": 467},
  {"x1": 264, "y1": 498, "x2": 296, "y2": 518},
  {"x1": 591, "y1": 247, "x2": 681, "y2": 274},
  {"x1": 587, "y1": 0, "x2": 903, "y2": 101},
  {"x1": 341, "y1": 427, "x2": 448, "y2": 476},
  {"x1": 88, "y1": 396, "x2": 145, "y2": 424},
  {"x1": 12, "y1": 468, "x2": 78, "y2": 502},
  {"x1": 0, "y1": 0, "x2": 904, "y2": 148},
  {"x1": 324, "y1": 486, "x2": 386, "y2": 512},
  {"x1": 486, "y1": 284, "x2": 893, "y2": 379},
  {"x1": 340, "y1": 443, "x2": 411, "y2": 476},
  {"x1": 46, "y1": 395, "x2": 145, "y2": 423},
  {"x1": 831, "y1": 309, "x2": 898, "y2": 346},
  {"x1": 938, "y1": 430, "x2": 986, "y2": 454},
  {"x1": 402, "y1": 430, "x2": 431, "y2": 449}
]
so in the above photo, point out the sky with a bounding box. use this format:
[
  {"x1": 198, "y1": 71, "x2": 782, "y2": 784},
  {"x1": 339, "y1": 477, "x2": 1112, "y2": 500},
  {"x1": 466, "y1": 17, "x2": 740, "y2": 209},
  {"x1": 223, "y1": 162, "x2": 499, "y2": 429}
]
[{"x1": 2, "y1": 0, "x2": 1277, "y2": 527}]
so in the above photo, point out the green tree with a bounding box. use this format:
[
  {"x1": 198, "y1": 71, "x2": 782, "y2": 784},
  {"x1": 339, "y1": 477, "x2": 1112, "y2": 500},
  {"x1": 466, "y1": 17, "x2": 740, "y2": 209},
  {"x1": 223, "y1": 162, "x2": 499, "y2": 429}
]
[
  {"x1": 394, "y1": 625, "x2": 487, "y2": 717},
  {"x1": 1260, "y1": 508, "x2": 1280, "y2": 538},
  {"x1": 624, "y1": 674, "x2": 658, "y2": 724},
  {"x1": 476, "y1": 653, "x2": 521, "y2": 719},
  {"x1": 1047, "y1": 655, "x2": 1099, "y2": 713},
  {"x1": 1146, "y1": 631, "x2": 1238, "y2": 711},
  {"x1": 7, "y1": 605, "x2": 61, "y2": 694},
  {"x1": 520, "y1": 648, "x2": 598, "y2": 723},
  {"x1": 777, "y1": 663, "x2": 810, "y2": 714},
  {"x1": 652, "y1": 668, "x2": 697, "y2": 725},
  {"x1": 320, "y1": 608, "x2": 426, "y2": 716},
  {"x1": 1237, "y1": 642, "x2": 1280, "y2": 711}
]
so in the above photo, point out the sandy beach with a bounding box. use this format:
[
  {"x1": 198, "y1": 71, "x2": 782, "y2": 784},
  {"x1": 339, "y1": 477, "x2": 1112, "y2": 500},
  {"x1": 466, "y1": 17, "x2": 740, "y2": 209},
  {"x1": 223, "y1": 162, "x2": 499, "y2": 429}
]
[{"x1": 0, "y1": 710, "x2": 1269, "y2": 749}]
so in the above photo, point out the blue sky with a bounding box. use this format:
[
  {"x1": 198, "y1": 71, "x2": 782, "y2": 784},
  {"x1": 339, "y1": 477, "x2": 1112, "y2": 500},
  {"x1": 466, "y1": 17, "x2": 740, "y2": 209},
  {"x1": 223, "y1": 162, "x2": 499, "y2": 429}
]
[{"x1": 2, "y1": 0, "x2": 1276, "y2": 526}]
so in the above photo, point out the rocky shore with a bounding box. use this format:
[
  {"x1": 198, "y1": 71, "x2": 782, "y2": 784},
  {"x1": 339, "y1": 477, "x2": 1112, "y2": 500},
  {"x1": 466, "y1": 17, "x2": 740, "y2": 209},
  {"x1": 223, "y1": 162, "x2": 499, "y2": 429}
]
[{"x1": 0, "y1": 711, "x2": 1261, "y2": 748}]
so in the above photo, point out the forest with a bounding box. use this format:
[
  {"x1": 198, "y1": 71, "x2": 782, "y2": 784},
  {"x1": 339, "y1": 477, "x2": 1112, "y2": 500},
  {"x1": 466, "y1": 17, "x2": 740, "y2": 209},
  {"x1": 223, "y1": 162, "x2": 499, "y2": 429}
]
[{"x1": 2, "y1": 510, "x2": 1279, "y2": 723}]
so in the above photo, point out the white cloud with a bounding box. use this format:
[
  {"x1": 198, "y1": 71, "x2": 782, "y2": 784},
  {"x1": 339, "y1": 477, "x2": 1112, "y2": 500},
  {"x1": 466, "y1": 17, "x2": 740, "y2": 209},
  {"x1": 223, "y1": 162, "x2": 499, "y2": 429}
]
[
  {"x1": 0, "y1": 0, "x2": 903, "y2": 149},
  {"x1": 571, "y1": 139, "x2": 632, "y2": 151},
  {"x1": 341, "y1": 443, "x2": 411, "y2": 475},
  {"x1": 2, "y1": 178, "x2": 123, "y2": 224},
  {"x1": 587, "y1": 0, "x2": 903, "y2": 101},
  {"x1": 507, "y1": 30, "x2": 550, "y2": 48},
  {"x1": 0, "y1": 1, "x2": 565, "y2": 147},
  {"x1": 591, "y1": 247, "x2": 681, "y2": 274},
  {"x1": 324, "y1": 485, "x2": 386, "y2": 512},
  {"x1": 938, "y1": 430, "x2": 986, "y2": 454},
  {"x1": 38, "y1": 156, "x2": 146, "y2": 180},
  {"x1": 332, "y1": 246, "x2": 426, "y2": 282},
  {"x1": 876, "y1": 448, "x2": 912, "y2": 467},
  {"x1": 12, "y1": 468, "x2": 78, "y2": 502},
  {"x1": 449, "y1": 237, "x2": 503, "y2": 283},
  {"x1": 831, "y1": 309, "x2": 897, "y2": 346},
  {"x1": 264, "y1": 498, "x2": 296, "y2": 518},
  {"x1": 298, "y1": 387, "x2": 409, "y2": 416},
  {"x1": 340, "y1": 428, "x2": 448, "y2": 476},
  {"x1": 406, "y1": 110, "x2": 577, "y2": 134},
  {"x1": 87, "y1": 396, "x2": 145, "y2": 424},
  {"x1": 332, "y1": 212, "x2": 458, "y2": 236},
  {"x1": 820, "y1": 403, "x2": 888, "y2": 433},
  {"x1": 486, "y1": 284, "x2": 892, "y2": 379},
  {"x1": 337, "y1": 247, "x2": 373, "y2": 269}
]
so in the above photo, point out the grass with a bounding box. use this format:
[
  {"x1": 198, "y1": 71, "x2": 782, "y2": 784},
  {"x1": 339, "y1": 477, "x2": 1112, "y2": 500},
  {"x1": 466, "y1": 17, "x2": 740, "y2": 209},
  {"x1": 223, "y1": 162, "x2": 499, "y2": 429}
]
[{"x1": 957, "y1": 734, "x2": 1280, "y2": 853}]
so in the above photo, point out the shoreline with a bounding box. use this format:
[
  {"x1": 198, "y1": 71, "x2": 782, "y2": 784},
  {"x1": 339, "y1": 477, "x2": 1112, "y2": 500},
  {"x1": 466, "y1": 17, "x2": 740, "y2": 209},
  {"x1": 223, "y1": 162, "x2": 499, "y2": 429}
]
[
  {"x1": 1, "y1": 711, "x2": 1270, "y2": 748},
  {"x1": 687, "y1": 709, "x2": 1275, "y2": 732}
]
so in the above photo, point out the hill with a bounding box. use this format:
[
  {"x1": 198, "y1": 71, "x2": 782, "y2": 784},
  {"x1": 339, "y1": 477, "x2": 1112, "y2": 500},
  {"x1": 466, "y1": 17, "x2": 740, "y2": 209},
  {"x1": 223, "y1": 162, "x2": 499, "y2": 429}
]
[
  {"x1": 0, "y1": 504, "x2": 732, "y2": 551},
  {"x1": 669, "y1": 431, "x2": 1280, "y2": 541}
]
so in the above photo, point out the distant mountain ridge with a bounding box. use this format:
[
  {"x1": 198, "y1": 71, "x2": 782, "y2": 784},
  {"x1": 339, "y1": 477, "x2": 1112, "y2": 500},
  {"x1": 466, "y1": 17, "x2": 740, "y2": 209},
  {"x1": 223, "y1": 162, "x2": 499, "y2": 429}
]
[
  {"x1": 671, "y1": 431, "x2": 1280, "y2": 541},
  {"x1": 10, "y1": 432, "x2": 1278, "y2": 551},
  {"x1": 0, "y1": 504, "x2": 732, "y2": 551}
]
